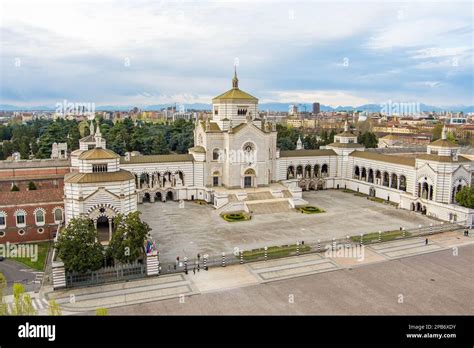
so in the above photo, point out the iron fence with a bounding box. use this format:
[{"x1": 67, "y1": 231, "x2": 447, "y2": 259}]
[
  {"x1": 66, "y1": 261, "x2": 146, "y2": 287},
  {"x1": 157, "y1": 221, "x2": 468, "y2": 275}
]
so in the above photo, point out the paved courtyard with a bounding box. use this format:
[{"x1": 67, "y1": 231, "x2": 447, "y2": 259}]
[
  {"x1": 106, "y1": 244, "x2": 474, "y2": 315},
  {"x1": 140, "y1": 189, "x2": 437, "y2": 263}
]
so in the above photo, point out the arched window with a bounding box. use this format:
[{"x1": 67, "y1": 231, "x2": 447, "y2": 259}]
[
  {"x1": 287, "y1": 166, "x2": 295, "y2": 180},
  {"x1": 382, "y1": 172, "x2": 390, "y2": 187},
  {"x1": 0, "y1": 211, "x2": 6, "y2": 227},
  {"x1": 212, "y1": 148, "x2": 220, "y2": 161},
  {"x1": 399, "y1": 176, "x2": 407, "y2": 191},
  {"x1": 361, "y1": 168, "x2": 367, "y2": 181},
  {"x1": 54, "y1": 208, "x2": 63, "y2": 223},
  {"x1": 391, "y1": 173, "x2": 398, "y2": 189},
  {"x1": 314, "y1": 164, "x2": 320, "y2": 177},
  {"x1": 368, "y1": 169, "x2": 374, "y2": 183},
  {"x1": 321, "y1": 164, "x2": 328, "y2": 176},
  {"x1": 35, "y1": 209, "x2": 45, "y2": 225},
  {"x1": 296, "y1": 165, "x2": 303, "y2": 177},
  {"x1": 15, "y1": 210, "x2": 26, "y2": 227},
  {"x1": 354, "y1": 166, "x2": 360, "y2": 179}
]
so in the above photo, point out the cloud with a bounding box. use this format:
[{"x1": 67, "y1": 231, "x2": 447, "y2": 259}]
[{"x1": 0, "y1": 0, "x2": 472, "y2": 107}]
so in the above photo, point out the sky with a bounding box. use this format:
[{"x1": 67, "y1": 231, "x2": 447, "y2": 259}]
[{"x1": 0, "y1": 0, "x2": 473, "y2": 108}]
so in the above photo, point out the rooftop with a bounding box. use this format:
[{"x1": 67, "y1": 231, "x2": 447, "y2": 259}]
[
  {"x1": 78, "y1": 148, "x2": 120, "y2": 160},
  {"x1": 64, "y1": 170, "x2": 135, "y2": 184},
  {"x1": 0, "y1": 158, "x2": 70, "y2": 169},
  {"x1": 429, "y1": 139, "x2": 459, "y2": 148},
  {"x1": 212, "y1": 88, "x2": 258, "y2": 103},
  {"x1": 280, "y1": 149, "x2": 337, "y2": 157},
  {"x1": 0, "y1": 188, "x2": 64, "y2": 206},
  {"x1": 350, "y1": 151, "x2": 416, "y2": 167},
  {"x1": 120, "y1": 154, "x2": 194, "y2": 164}
]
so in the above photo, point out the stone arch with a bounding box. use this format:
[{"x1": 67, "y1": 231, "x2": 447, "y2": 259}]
[
  {"x1": 314, "y1": 164, "x2": 320, "y2": 178},
  {"x1": 243, "y1": 168, "x2": 256, "y2": 188},
  {"x1": 361, "y1": 167, "x2": 367, "y2": 181},
  {"x1": 296, "y1": 165, "x2": 303, "y2": 178},
  {"x1": 212, "y1": 148, "x2": 221, "y2": 161},
  {"x1": 382, "y1": 171, "x2": 390, "y2": 187},
  {"x1": 368, "y1": 169, "x2": 374, "y2": 183},
  {"x1": 321, "y1": 164, "x2": 328, "y2": 177},
  {"x1": 287, "y1": 165, "x2": 295, "y2": 180},
  {"x1": 354, "y1": 166, "x2": 360, "y2": 179},
  {"x1": 87, "y1": 204, "x2": 119, "y2": 219},
  {"x1": 390, "y1": 173, "x2": 398, "y2": 189},
  {"x1": 399, "y1": 175, "x2": 407, "y2": 191},
  {"x1": 304, "y1": 164, "x2": 312, "y2": 178},
  {"x1": 33, "y1": 207, "x2": 46, "y2": 226}
]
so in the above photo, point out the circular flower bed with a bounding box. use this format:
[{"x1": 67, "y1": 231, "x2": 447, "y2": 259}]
[
  {"x1": 221, "y1": 212, "x2": 250, "y2": 222},
  {"x1": 299, "y1": 206, "x2": 323, "y2": 214}
]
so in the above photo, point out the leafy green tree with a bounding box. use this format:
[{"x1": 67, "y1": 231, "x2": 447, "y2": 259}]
[
  {"x1": 48, "y1": 300, "x2": 62, "y2": 316},
  {"x1": 55, "y1": 217, "x2": 104, "y2": 273},
  {"x1": 0, "y1": 273, "x2": 8, "y2": 315},
  {"x1": 11, "y1": 184, "x2": 19, "y2": 192},
  {"x1": 358, "y1": 131, "x2": 378, "y2": 148},
  {"x1": 107, "y1": 212, "x2": 151, "y2": 264},
  {"x1": 455, "y1": 186, "x2": 474, "y2": 208},
  {"x1": 28, "y1": 181, "x2": 37, "y2": 190},
  {"x1": 96, "y1": 307, "x2": 108, "y2": 316},
  {"x1": 11, "y1": 283, "x2": 37, "y2": 315}
]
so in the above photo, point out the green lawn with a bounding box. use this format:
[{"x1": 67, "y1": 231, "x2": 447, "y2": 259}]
[
  {"x1": 6, "y1": 241, "x2": 51, "y2": 271},
  {"x1": 221, "y1": 212, "x2": 251, "y2": 222},
  {"x1": 243, "y1": 244, "x2": 311, "y2": 261},
  {"x1": 350, "y1": 230, "x2": 411, "y2": 244},
  {"x1": 299, "y1": 206, "x2": 324, "y2": 214}
]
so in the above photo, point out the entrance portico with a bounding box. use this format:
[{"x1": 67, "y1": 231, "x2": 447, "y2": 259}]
[
  {"x1": 88, "y1": 205, "x2": 118, "y2": 243},
  {"x1": 242, "y1": 168, "x2": 256, "y2": 189}
]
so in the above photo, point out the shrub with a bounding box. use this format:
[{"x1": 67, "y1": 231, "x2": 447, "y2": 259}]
[
  {"x1": 221, "y1": 212, "x2": 250, "y2": 222},
  {"x1": 299, "y1": 206, "x2": 324, "y2": 214}
]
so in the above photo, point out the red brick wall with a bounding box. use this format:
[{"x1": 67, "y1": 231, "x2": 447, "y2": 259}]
[
  {"x1": 0, "y1": 179, "x2": 64, "y2": 192},
  {"x1": 0, "y1": 167, "x2": 69, "y2": 192},
  {"x1": 0, "y1": 203, "x2": 63, "y2": 243}
]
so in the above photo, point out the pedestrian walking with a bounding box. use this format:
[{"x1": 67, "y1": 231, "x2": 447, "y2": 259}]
[
  {"x1": 193, "y1": 267, "x2": 196, "y2": 275},
  {"x1": 425, "y1": 238, "x2": 428, "y2": 245},
  {"x1": 197, "y1": 253, "x2": 201, "y2": 260},
  {"x1": 197, "y1": 263, "x2": 200, "y2": 272}
]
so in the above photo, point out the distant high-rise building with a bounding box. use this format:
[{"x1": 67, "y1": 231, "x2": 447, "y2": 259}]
[
  {"x1": 312, "y1": 102, "x2": 320, "y2": 114},
  {"x1": 289, "y1": 104, "x2": 298, "y2": 116}
]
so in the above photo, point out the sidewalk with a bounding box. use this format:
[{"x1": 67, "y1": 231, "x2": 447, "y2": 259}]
[{"x1": 39, "y1": 230, "x2": 473, "y2": 314}]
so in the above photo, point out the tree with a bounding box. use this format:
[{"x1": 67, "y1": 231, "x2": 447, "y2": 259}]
[
  {"x1": 48, "y1": 300, "x2": 62, "y2": 316},
  {"x1": 96, "y1": 307, "x2": 108, "y2": 316},
  {"x1": 0, "y1": 273, "x2": 8, "y2": 315},
  {"x1": 28, "y1": 181, "x2": 37, "y2": 190},
  {"x1": 358, "y1": 131, "x2": 378, "y2": 148},
  {"x1": 455, "y1": 186, "x2": 474, "y2": 209},
  {"x1": 11, "y1": 283, "x2": 36, "y2": 315},
  {"x1": 55, "y1": 217, "x2": 104, "y2": 273},
  {"x1": 432, "y1": 124, "x2": 443, "y2": 141},
  {"x1": 107, "y1": 212, "x2": 151, "y2": 264},
  {"x1": 11, "y1": 184, "x2": 19, "y2": 192}
]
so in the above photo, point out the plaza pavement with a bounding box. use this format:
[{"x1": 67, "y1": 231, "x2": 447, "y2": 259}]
[
  {"x1": 37, "y1": 230, "x2": 473, "y2": 315},
  {"x1": 141, "y1": 189, "x2": 438, "y2": 263}
]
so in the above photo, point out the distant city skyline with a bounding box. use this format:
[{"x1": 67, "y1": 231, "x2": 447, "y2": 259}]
[{"x1": 1, "y1": 0, "x2": 473, "y2": 107}]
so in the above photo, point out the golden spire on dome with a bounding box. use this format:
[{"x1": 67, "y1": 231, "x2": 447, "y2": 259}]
[{"x1": 232, "y1": 66, "x2": 239, "y2": 89}]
